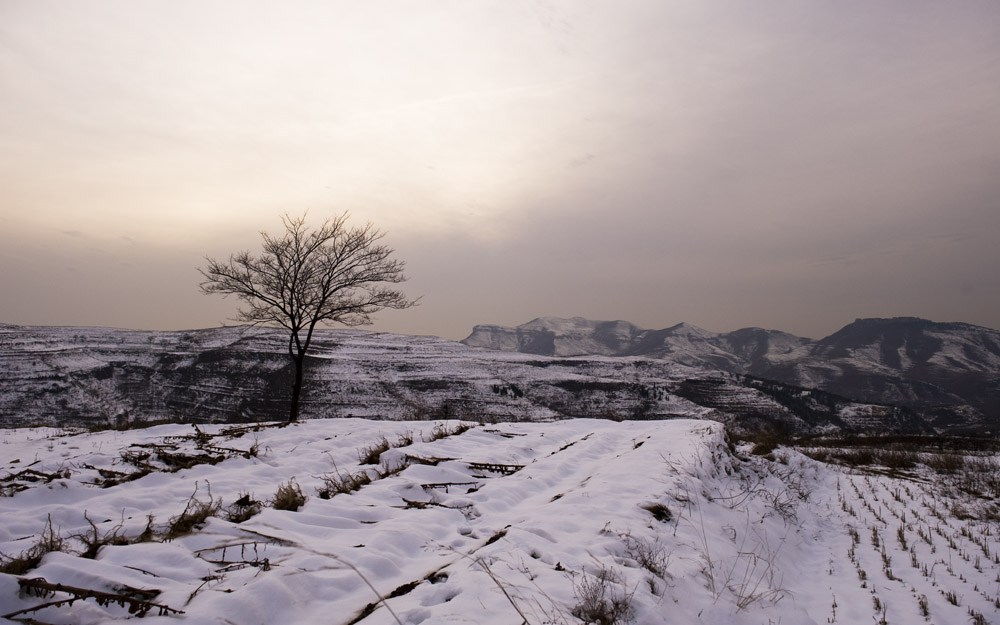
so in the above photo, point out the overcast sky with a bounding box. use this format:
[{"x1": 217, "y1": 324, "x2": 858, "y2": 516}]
[{"x1": 2, "y1": 1, "x2": 999, "y2": 340}]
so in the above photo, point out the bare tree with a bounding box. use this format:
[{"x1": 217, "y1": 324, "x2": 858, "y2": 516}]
[{"x1": 199, "y1": 212, "x2": 417, "y2": 421}]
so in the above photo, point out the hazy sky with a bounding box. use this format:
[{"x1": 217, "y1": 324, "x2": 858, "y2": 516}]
[{"x1": 2, "y1": 1, "x2": 999, "y2": 340}]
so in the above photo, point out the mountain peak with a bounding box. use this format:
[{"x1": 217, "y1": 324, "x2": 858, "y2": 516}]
[
  {"x1": 664, "y1": 322, "x2": 715, "y2": 339},
  {"x1": 848, "y1": 317, "x2": 930, "y2": 328},
  {"x1": 518, "y1": 317, "x2": 640, "y2": 333}
]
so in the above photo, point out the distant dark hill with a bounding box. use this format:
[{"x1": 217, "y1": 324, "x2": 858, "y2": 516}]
[
  {"x1": 760, "y1": 317, "x2": 1000, "y2": 430},
  {"x1": 463, "y1": 316, "x2": 1000, "y2": 430}
]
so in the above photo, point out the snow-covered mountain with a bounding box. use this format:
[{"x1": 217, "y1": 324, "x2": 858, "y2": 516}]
[
  {"x1": 759, "y1": 317, "x2": 1000, "y2": 429},
  {"x1": 463, "y1": 317, "x2": 1000, "y2": 429},
  {"x1": 463, "y1": 317, "x2": 810, "y2": 369},
  {"x1": 0, "y1": 324, "x2": 925, "y2": 434}
]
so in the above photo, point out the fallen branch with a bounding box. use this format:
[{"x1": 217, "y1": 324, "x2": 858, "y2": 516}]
[
  {"x1": 1, "y1": 468, "x2": 71, "y2": 484},
  {"x1": 421, "y1": 481, "x2": 480, "y2": 493},
  {"x1": 399, "y1": 498, "x2": 473, "y2": 511},
  {"x1": 404, "y1": 455, "x2": 458, "y2": 466},
  {"x1": 467, "y1": 462, "x2": 524, "y2": 476},
  {"x1": 4, "y1": 577, "x2": 183, "y2": 620}
]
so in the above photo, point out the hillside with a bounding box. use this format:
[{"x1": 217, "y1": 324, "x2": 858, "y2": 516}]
[
  {"x1": 463, "y1": 317, "x2": 1000, "y2": 429},
  {"x1": 3, "y1": 418, "x2": 1000, "y2": 624},
  {"x1": 0, "y1": 324, "x2": 925, "y2": 434},
  {"x1": 762, "y1": 318, "x2": 1000, "y2": 429}
]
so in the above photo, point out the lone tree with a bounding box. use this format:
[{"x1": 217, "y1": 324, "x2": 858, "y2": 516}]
[{"x1": 199, "y1": 212, "x2": 416, "y2": 422}]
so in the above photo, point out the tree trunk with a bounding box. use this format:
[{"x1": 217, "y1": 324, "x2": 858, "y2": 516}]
[{"x1": 289, "y1": 354, "x2": 305, "y2": 422}]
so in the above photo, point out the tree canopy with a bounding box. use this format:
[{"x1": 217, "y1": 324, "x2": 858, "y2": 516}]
[{"x1": 200, "y1": 212, "x2": 417, "y2": 420}]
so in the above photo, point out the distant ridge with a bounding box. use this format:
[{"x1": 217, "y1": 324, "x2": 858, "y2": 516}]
[
  {"x1": 463, "y1": 316, "x2": 1000, "y2": 428},
  {"x1": 0, "y1": 323, "x2": 930, "y2": 434},
  {"x1": 462, "y1": 316, "x2": 811, "y2": 369},
  {"x1": 1, "y1": 317, "x2": 996, "y2": 433}
]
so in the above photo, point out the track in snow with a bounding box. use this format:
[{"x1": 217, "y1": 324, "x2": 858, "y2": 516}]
[{"x1": 3, "y1": 419, "x2": 1000, "y2": 624}]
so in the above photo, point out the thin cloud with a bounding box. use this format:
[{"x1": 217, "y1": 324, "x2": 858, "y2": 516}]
[{"x1": 0, "y1": 1, "x2": 998, "y2": 338}]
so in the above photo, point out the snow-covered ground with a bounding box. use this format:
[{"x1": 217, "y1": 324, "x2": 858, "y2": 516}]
[{"x1": 2, "y1": 419, "x2": 999, "y2": 624}]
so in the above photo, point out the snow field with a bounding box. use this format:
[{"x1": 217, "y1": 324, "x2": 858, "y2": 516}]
[
  {"x1": 1, "y1": 419, "x2": 999, "y2": 624},
  {"x1": 831, "y1": 468, "x2": 1000, "y2": 625}
]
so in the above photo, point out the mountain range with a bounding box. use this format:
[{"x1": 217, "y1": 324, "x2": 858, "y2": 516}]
[
  {"x1": 0, "y1": 322, "x2": 927, "y2": 434},
  {"x1": 0, "y1": 316, "x2": 995, "y2": 434},
  {"x1": 462, "y1": 316, "x2": 1000, "y2": 429}
]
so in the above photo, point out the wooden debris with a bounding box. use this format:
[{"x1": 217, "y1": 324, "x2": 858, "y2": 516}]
[
  {"x1": 194, "y1": 541, "x2": 273, "y2": 572},
  {"x1": 420, "y1": 481, "x2": 480, "y2": 493},
  {"x1": 3, "y1": 577, "x2": 183, "y2": 621},
  {"x1": 466, "y1": 462, "x2": 524, "y2": 476},
  {"x1": 1, "y1": 468, "x2": 72, "y2": 496},
  {"x1": 404, "y1": 455, "x2": 458, "y2": 466},
  {"x1": 483, "y1": 429, "x2": 527, "y2": 438}
]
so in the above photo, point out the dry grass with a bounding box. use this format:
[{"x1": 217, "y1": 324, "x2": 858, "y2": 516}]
[
  {"x1": 358, "y1": 436, "x2": 391, "y2": 465},
  {"x1": 72, "y1": 512, "x2": 130, "y2": 559},
  {"x1": 639, "y1": 503, "x2": 672, "y2": 523},
  {"x1": 224, "y1": 491, "x2": 263, "y2": 522},
  {"x1": 572, "y1": 565, "x2": 634, "y2": 625},
  {"x1": 272, "y1": 479, "x2": 307, "y2": 511},
  {"x1": 317, "y1": 469, "x2": 374, "y2": 499},
  {"x1": 924, "y1": 453, "x2": 966, "y2": 474},
  {"x1": 164, "y1": 483, "x2": 222, "y2": 540},
  {"x1": 377, "y1": 459, "x2": 409, "y2": 479},
  {"x1": 0, "y1": 515, "x2": 65, "y2": 575},
  {"x1": 621, "y1": 532, "x2": 670, "y2": 578},
  {"x1": 423, "y1": 422, "x2": 473, "y2": 443}
]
